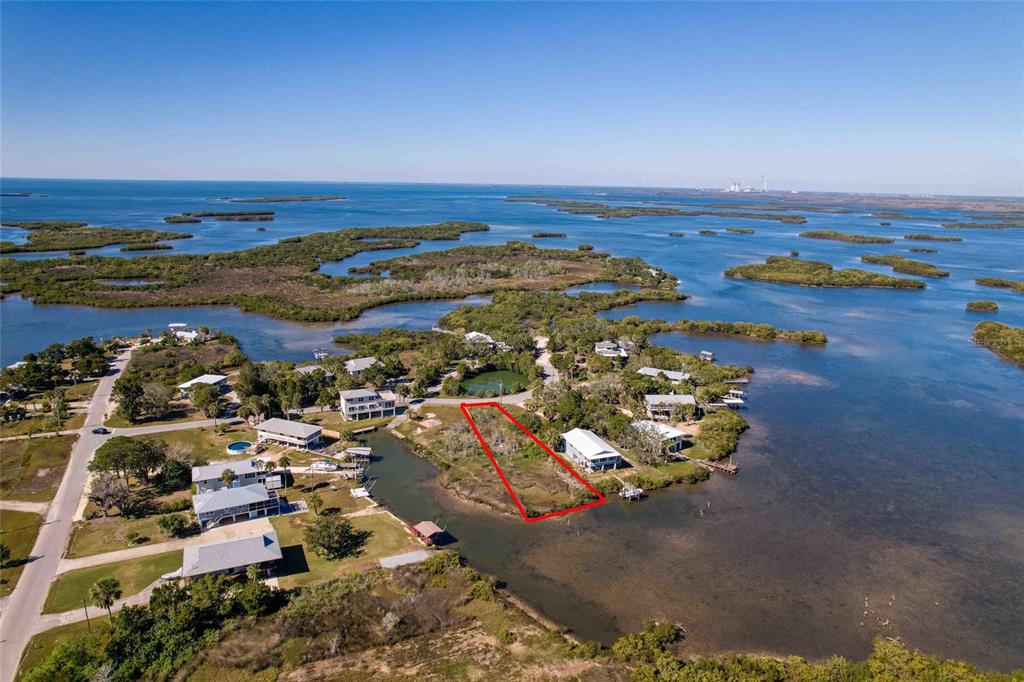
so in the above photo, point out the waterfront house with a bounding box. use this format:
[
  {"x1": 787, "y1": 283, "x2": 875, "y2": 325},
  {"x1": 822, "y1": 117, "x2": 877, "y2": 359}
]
[
  {"x1": 192, "y1": 459, "x2": 268, "y2": 493},
  {"x1": 637, "y1": 366, "x2": 691, "y2": 384},
  {"x1": 699, "y1": 350, "x2": 715, "y2": 362},
  {"x1": 177, "y1": 373, "x2": 228, "y2": 398},
  {"x1": 561, "y1": 428, "x2": 623, "y2": 471},
  {"x1": 343, "y1": 356, "x2": 378, "y2": 377},
  {"x1": 181, "y1": 530, "x2": 282, "y2": 581},
  {"x1": 632, "y1": 419, "x2": 688, "y2": 453},
  {"x1": 465, "y1": 331, "x2": 512, "y2": 351},
  {"x1": 594, "y1": 340, "x2": 628, "y2": 360},
  {"x1": 294, "y1": 365, "x2": 335, "y2": 380},
  {"x1": 255, "y1": 417, "x2": 323, "y2": 449},
  {"x1": 644, "y1": 394, "x2": 698, "y2": 420},
  {"x1": 339, "y1": 388, "x2": 397, "y2": 420},
  {"x1": 192, "y1": 484, "x2": 280, "y2": 530}
]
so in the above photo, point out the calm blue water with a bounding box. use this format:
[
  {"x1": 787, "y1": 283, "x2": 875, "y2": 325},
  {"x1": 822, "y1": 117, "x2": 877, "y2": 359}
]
[{"x1": 2, "y1": 179, "x2": 1022, "y2": 668}]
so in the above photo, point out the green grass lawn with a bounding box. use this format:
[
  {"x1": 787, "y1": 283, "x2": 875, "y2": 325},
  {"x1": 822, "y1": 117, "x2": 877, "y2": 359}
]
[
  {"x1": 270, "y1": 511, "x2": 418, "y2": 590},
  {"x1": 0, "y1": 509, "x2": 43, "y2": 597},
  {"x1": 0, "y1": 413, "x2": 85, "y2": 437},
  {"x1": 0, "y1": 435, "x2": 76, "y2": 502},
  {"x1": 289, "y1": 477, "x2": 372, "y2": 516},
  {"x1": 66, "y1": 513, "x2": 180, "y2": 558},
  {"x1": 17, "y1": 616, "x2": 110, "y2": 680},
  {"x1": 43, "y1": 550, "x2": 182, "y2": 614},
  {"x1": 64, "y1": 381, "x2": 99, "y2": 402},
  {"x1": 135, "y1": 424, "x2": 257, "y2": 463}
]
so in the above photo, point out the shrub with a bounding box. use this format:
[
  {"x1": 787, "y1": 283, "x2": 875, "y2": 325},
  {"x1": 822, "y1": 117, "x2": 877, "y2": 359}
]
[
  {"x1": 304, "y1": 516, "x2": 370, "y2": 560},
  {"x1": 423, "y1": 549, "x2": 463, "y2": 575}
]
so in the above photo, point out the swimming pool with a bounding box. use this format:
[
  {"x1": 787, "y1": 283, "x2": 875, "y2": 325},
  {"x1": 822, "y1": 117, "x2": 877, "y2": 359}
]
[{"x1": 225, "y1": 441, "x2": 253, "y2": 454}]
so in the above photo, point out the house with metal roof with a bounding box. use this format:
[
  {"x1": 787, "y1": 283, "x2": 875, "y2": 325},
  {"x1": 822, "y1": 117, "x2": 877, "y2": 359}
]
[
  {"x1": 177, "y1": 373, "x2": 228, "y2": 398},
  {"x1": 255, "y1": 417, "x2": 323, "y2": 448},
  {"x1": 181, "y1": 530, "x2": 282, "y2": 580},
  {"x1": 637, "y1": 366, "x2": 691, "y2": 384},
  {"x1": 632, "y1": 419, "x2": 689, "y2": 453},
  {"x1": 644, "y1": 394, "x2": 698, "y2": 421},
  {"x1": 561, "y1": 428, "x2": 623, "y2": 471},
  {"x1": 192, "y1": 459, "x2": 268, "y2": 493},
  {"x1": 343, "y1": 356, "x2": 379, "y2": 376},
  {"x1": 192, "y1": 484, "x2": 280, "y2": 530},
  {"x1": 294, "y1": 365, "x2": 335, "y2": 380}
]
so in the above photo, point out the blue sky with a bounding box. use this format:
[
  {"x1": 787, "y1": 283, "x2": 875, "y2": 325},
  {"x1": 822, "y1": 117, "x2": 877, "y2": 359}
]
[{"x1": 2, "y1": 2, "x2": 1022, "y2": 195}]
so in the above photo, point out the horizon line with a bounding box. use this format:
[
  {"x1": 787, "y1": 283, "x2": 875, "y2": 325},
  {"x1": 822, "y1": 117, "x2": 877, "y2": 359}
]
[{"x1": 1, "y1": 176, "x2": 1021, "y2": 201}]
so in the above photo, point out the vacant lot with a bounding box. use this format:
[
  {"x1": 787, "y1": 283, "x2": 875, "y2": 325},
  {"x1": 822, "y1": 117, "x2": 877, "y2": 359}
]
[
  {"x1": 0, "y1": 435, "x2": 75, "y2": 502},
  {"x1": 0, "y1": 509, "x2": 43, "y2": 597}
]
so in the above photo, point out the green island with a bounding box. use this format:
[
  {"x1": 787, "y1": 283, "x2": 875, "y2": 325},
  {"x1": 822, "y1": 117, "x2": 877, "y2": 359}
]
[
  {"x1": 976, "y1": 277, "x2": 1024, "y2": 293},
  {"x1": 506, "y1": 196, "x2": 808, "y2": 223},
  {"x1": 909, "y1": 247, "x2": 937, "y2": 253},
  {"x1": 530, "y1": 231, "x2": 566, "y2": 238},
  {"x1": 726, "y1": 256, "x2": 926, "y2": 289},
  {"x1": 698, "y1": 229, "x2": 717, "y2": 236},
  {"x1": 799, "y1": 230, "x2": 895, "y2": 244},
  {"x1": 165, "y1": 210, "x2": 275, "y2": 222},
  {"x1": 0, "y1": 221, "x2": 191, "y2": 254},
  {"x1": 973, "y1": 321, "x2": 1024, "y2": 368},
  {"x1": 668, "y1": 231, "x2": 685, "y2": 237},
  {"x1": 860, "y1": 254, "x2": 949, "y2": 278},
  {"x1": 725, "y1": 227, "x2": 754, "y2": 234},
  {"x1": 120, "y1": 243, "x2": 174, "y2": 252},
  {"x1": 904, "y1": 233, "x2": 963, "y2": 242},
  {"x1": 966, "y1": 300, "x2": 999, "y2": 312},
  {"x1": 20, "y1": 552, "x2": 1011, "y2": 682},
  {"x1": 941, "y1": 221, "x2": 1024, "y2": 229},
  {"x1": 227, "y1": 195, "x2": 345, "y2": 202},
  {"x1": 2, "y1": 222, "x2": 678, "y2": 322}
]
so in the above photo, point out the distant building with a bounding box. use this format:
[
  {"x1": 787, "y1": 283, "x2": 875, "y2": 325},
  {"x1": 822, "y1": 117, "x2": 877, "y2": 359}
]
[
  {"x1": 177, "y1": 373, "x2": 228, "y2": 398},
  {"x1": 181, "y1": 530, "x2": 282, "y2": 581},
  {"x1": 255, "y1": 418, "x2": 323, "y2": 449},
  {"x1": 561, "y1": 428, "x2": 623, "y2": 471},
  {"x1": 699, "y1": 350, "x2": 715, "y2": 362},
  {"x1": 175, "y1": 330, "x2": 199, "y2": 342},
  {"x1": 344, "y1": 356, "x2": 378, "y2": 377},
  {"x1": 192, "y1": 484, "x2": 280, "y2": 530},
  {"x1": 637, "y1": 366, "x2": 690, "y2": 384},
  {"x1": 192, "y1": 459, "x2": 268, "y2": 493},
  {"x1": 465, "y1": 331, "x2": 512, "y2": 351},
  {"x1": 339, "y1": 388, "x2": 397, "y2": 421},
  {"x1": 632, "y1": 420, "x2": 688, "y2": 453},
  {"x1": 593, "y1": 337, "x2": 630, "y2": 358},
  {"x1": 294, "y1": 365, "x2": 335, "y2": 380},
  {"x1": 644, "y1": 394, "x2": 697, "y2": 421}
]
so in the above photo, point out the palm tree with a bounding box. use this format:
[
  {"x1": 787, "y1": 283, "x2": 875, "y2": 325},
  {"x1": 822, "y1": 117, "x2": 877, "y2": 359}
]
[
  {"x1": 90, "y1": 577, "x2": 122, "y2": 617},
  {"x1": 308, "y1": 492, "x2": 323, "y2": 515},
  {"x1": 220, "y1": 468, "x2": 237, "y2": 488},
  {"x1": 277, "y1": 455, "x2": 292, "y2": 488}
]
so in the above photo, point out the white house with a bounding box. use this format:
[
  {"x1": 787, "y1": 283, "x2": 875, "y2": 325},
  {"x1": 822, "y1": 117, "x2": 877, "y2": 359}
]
[
  {"x1": 344, "y1": 356, "x2": 378, "y2": 376},
  {"x1": 644, "y1": 394, "x2": 697, "y2": 420},
  {"x1": 632, "y1": 420, "x2": 688, "y2": 453},
  {"x1": 294, "y1": 365, "x2": 335, "y2": 380},
  {"x1": 465, "y1": 331, "x2": 512, "y2": 351},
  {"x1": 177, "y1": 373, "x2": 228, "y2": 398},
  {"x1": 255, "y1": 417, "x2": 323, "y2": 448},
  {"x1": 594, "y1": 340, "x2": 632, "y2": 360},
  {"x1": 192, "y1": 459, "x2": 268, "y2": 493},
  {"x1": 637, "y1": 367, "x2": 691, "y2": 384},
  {"x1": 339, "y1": 388, "x2": 397, "y2": 420},
  {"x1": 175, "y1": 330, "x2": 199, "y2": 342},
  {"x1": 192, "y1": 484, "x2": 280, "y2": 530},
  {"x1": 561, "y1": 428, "x2": 623, "y2": 471},
  {"x1": 181, "y1": 530, "x2": 282, "y2": 581}
]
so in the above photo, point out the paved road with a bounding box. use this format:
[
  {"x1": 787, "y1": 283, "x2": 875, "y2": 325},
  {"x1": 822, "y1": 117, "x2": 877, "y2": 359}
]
[{"x1": 0, "y1": 351, "x2": 129, "y2": 682}]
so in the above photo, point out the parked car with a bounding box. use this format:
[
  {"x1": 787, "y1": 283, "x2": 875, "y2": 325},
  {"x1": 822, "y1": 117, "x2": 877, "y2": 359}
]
[{"x1": 91, "y1": 427, "x2": 111, "y2": 435}]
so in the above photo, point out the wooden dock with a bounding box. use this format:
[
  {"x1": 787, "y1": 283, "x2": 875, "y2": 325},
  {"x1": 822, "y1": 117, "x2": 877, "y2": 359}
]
[
  {"x1": 351, "y1": 425, "x2": 378, "y2": 435},
  {"x1": 698, "y1": 460, "x2": 738, "y2": 475}
]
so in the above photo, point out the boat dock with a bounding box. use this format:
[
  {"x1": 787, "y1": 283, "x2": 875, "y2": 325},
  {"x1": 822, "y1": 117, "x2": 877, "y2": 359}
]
[
  {"x1": 351, "y1": 425, "x2": 377, "y2": 435},
  {"x1": 698, "y1": 459, "x2": 738, "y2": 475}
]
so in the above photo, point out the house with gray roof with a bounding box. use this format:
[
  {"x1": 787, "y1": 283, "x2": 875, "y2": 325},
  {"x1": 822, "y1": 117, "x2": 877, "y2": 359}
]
[
  {"x1": 339, "y1": 388, "x2": 397, "y2": 421},
  {"x1": 644, "y1": 394, "x2": 698, "y2": 421},
  {"x1": 561, "y1": 428, "x2": 623, "y2": 471},
  {"x1": 181, "y1": 530, "x2": 282, "y2": 581},
  {"x1": 256, "y1": 417, "x2": 323, "y2": 448},
  {"x1": 192, "y1": 484, "x2": 280, "y2": 530},
  {"x1": 192, "y1": 459, "x2": 268, "y2": 493},
  {"x1": 343, "y1": 356, "x2": 379, "y2": 376},
  {"x1": 637, "y1": 366, "x2": 691, "y2": 384}
]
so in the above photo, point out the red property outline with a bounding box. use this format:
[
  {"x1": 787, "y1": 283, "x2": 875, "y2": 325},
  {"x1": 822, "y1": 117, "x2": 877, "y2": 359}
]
[{"x1": 459, "y1": 401, "x2": 606, "y2": 523}]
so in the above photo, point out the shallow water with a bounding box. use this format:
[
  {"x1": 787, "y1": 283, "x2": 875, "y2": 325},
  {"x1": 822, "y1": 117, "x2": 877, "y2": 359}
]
[{"x1": 1, "y1": 179, "x2": 1022, "y2": 669}]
